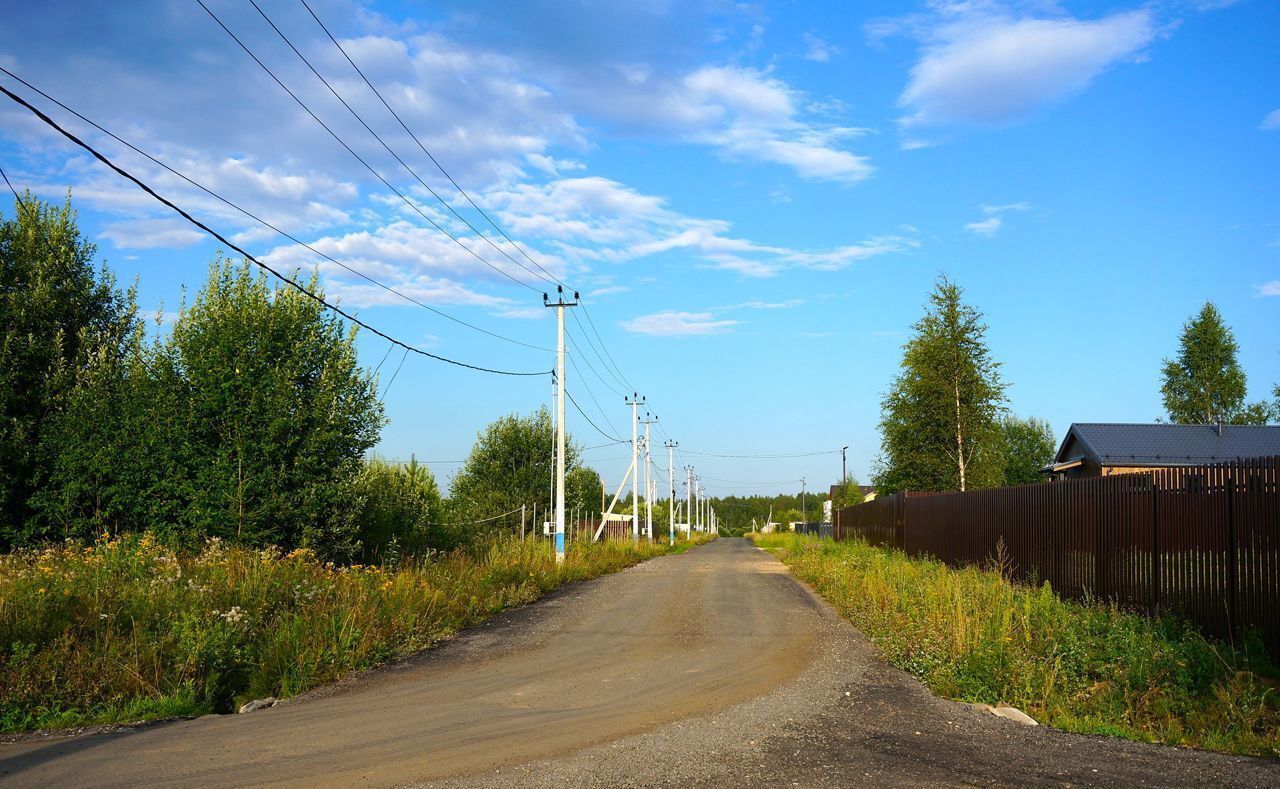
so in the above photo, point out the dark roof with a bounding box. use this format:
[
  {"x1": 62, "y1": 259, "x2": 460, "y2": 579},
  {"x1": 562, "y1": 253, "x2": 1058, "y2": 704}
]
[{"x1": 1054, "y1": 423, "x2": 1280, "y2": 467}]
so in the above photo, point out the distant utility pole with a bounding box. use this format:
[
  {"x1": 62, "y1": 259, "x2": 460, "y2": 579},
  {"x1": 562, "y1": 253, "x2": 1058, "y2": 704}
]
[
  {"x1": 625, "y1": 393, "x2": 645, "y2": 542},
  {"x1": 842, "y1": 445, "x2": 848, "y2": 485},
  {"x1": 686, "y1": 465, "x2": 694, "y2": 535},
  {"x1": 665, "y1": 440, "x2": 678, "y2": 546},
  {"x1": 544, "y1": 286, "x2": 578, "y2": 563},
  {"x1": 639, "y1": 413, "x2": 657, "y2": 541},
  {"x1": 801, "y1": 477, "x2": 807, "y2": 524}
]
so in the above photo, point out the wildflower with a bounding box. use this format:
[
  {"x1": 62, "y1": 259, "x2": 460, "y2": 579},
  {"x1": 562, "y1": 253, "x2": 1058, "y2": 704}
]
[
  {"x1": 220, "y1": 606, "x2": 245, "y2": 624},
  {"x1": 99, "y1": 613, "x2": 109, "y2": 619}
]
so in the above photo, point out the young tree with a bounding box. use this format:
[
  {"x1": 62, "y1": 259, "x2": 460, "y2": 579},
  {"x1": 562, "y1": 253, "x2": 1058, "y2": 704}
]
[
  {"x1": 0, "y1": 193, "x2": 139, "y2": 548},
  {"x1": 447, "y1": 407, "x2": 581, "y2": 537},
  {"x1": 875, "y1": 275, "x2": 1007, "y2": 493},
  {"x1": 152, "y1": 258, "x2": 382, "y2": 557},
  {"x1": 566, "y1": 465, "x2": 604, "y2": 517},
  {"x1": 999, "y1": 415, "x2": 1056, "y2": 486},
  {"x1": 1160, "y1": 302, "x2": 1271, "y2": 424},
  {"x1": 352, "y1": 457, "x2": 446, "y2": 562},
  {"x1": 830, "y1": 475, "x2": 865, "y2": 510}
]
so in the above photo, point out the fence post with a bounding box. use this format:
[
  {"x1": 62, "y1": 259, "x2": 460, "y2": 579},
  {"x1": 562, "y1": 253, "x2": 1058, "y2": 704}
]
[
  {"x1": 1151, "y1": 479, "x2": 1160, "y2": 610},
  {"x1": 1227, "y1": 472, "x2": 1238, "y2": 640}
]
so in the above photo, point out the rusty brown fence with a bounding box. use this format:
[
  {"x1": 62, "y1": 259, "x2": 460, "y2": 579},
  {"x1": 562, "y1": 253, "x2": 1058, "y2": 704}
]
[{"x1": 833, "y1": 457, "x2": 1280, "y2": 657}]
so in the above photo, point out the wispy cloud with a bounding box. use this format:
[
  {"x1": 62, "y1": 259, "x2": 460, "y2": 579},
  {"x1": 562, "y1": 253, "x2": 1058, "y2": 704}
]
[
  {"x1": 620, "y1": 311, "x2": 740, "y2": 336},
  {"x1": 965, "y1": 216, "x2": 1002, "y2": 237},
  {"x1": 1255, "y1": 281, "x2": 1280, "y2": 297},
  {"x1": 884, "y1": 5, "x2": 1156, "y2": 127},
  {"x1": 964, "y1": 201, "x2": 1032, "y2": 237},
  {"x1": 1260, "y1": 109, "x2": 1280, "y2": 131},
  {"x1": 802, "y1": 33, "x2": 840, "y2": 63}
]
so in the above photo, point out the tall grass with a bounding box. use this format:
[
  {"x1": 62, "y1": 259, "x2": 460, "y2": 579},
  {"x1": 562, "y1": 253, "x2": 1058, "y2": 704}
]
[
  {"x1": 754, "y1": 533, "x2": 1280, "y2": 757},
  {"x1": 0, "y1": 533, "x2": 700, "y2": 733}
]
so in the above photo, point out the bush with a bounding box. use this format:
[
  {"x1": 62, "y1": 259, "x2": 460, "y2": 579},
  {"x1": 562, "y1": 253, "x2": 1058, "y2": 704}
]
[{"x1": 352, "y1": 458, "x2": 448, "y2": 562}]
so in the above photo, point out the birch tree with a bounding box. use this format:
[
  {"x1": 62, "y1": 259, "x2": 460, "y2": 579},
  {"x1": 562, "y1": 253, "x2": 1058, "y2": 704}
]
[{"x1": 875, "y1": 275, "x2": 1007, "y2": 493}]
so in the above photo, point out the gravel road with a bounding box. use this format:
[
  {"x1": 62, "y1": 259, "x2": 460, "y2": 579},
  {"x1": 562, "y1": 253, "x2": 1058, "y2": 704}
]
[{"x1": 2, "y1": 538, "x2": 1277, "y2": 787}]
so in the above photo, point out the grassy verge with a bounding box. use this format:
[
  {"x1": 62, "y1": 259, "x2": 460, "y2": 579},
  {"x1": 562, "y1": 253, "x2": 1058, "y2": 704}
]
[
  {"x1": 752, "y1": 532, "x2": 1280, "y2": 758},
  {"x1": 0, "y1": 533, "x2": 707, "y2": 733}
]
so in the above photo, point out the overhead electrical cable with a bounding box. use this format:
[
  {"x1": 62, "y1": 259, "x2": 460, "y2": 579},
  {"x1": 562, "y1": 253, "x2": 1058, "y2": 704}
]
[
  {"x1": 0, "y1": 83, "x2": 549, "y2": 377},
  {"x1": 0, "y1": 67, "x2": 551, "y2": 354},
  {"x1": 297, "y1": 0, "x2": 566, "y2": 289},
  {"x1": 567, "y1": 354, "x2": 623, "y2": 438},
  {"x1": 567, "y1": 311, "x2": 628, "y2": 395},
  {"x1": 247, "y1": 0, "x2": 556, "y2": 291},
  {"x1": 566, "y1": 329, "x2": 625, "y2": 398},
  {"x1": 195, "y1": 0, "x2": 544, "y2": 295},
  {"x1": 682, "y1": 448, "x2": 840, "y2": 459},
  {"x1": 296, "y1": 0, "x2": 651, "y2": 416},
  {"x1": 564, "y1": 389, "x2": 626, "y2": 444}
]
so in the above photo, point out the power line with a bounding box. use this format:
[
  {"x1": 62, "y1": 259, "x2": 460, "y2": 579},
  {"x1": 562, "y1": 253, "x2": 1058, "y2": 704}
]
[
  {"x1": 0, "y1": 83, "x2": 549, "y2": 378},
  {"x1": 568, "y1": 310, "x2": 628, "y2": 394},
  {"x1": 297, "y1": 0, "x2": 567, "y2": 290},
  {"x1": 196, "y1": 0, "x2": 544, "y2": 295},
  {"x1": 564, "y1": 388, "x2": 626, "y2": 444},
  {"x1": 681, "y1": 448, "x2": 840, "y2": 459},
  {"x1": 575, "y1": 303, "x2": 636, "y2": 392},
  {"x1": 248, "y1": 0, "x2": 557, "y2": 291},
  {"x1": 0, "y1": 67, "x2": 552, "y2": 354},
  {"x1": 567, "y1": 353, "x2": 622, "y2": 437}
]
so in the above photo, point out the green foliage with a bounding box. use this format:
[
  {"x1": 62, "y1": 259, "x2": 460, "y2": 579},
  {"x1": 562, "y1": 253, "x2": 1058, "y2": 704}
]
[
  {"x1": 755, "y1": 533, "x2": 1280, "y2": 758},
  {"x1": 830, "y1": 475, "x2": 865, "y2": 510},
  {"x1": 875, "y1": 275, "x2": 1007, "y2": 493},
  {"x1": 1161, "y1": 302, "x2": 1273, "y2": 425},
  {"x1": 0, "y1": 194, "x2": 139, "y2": 548},
  {"x1": 352, "y1": 458, "x2": 446, "y2": 562},
  {"x1": 566, "y1": 465, "x2": 603, "y2": 515},
  {"x1": 999, "y1": 415, "x2": 1056, "y2": 486},
  {"x1": 446, "y1": 407, "x2": 581, "y2": 535},
  {"x1": 0, "y1": 533, "x2": 679, "y2": 731},
  {"x1": 32, "y1": 257, "x2": 383, "y2": 559}
]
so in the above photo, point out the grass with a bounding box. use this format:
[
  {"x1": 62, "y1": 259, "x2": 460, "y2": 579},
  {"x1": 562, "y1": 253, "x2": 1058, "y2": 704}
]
[
  {"x1": 0, "y1": 532, "x2": 711, "y2": 733},
  {"x1": 752, "y1": 532, "x2": 1280, "y2": 758}
]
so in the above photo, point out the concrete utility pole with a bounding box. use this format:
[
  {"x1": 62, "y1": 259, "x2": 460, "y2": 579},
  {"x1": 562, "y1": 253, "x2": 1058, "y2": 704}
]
[
  {"x1": 801, "y1": 477, "x2": 807, "y2": 525},
  {"x1": 685, "y1": 465, "x2": 693, "y2": 534},
  {"x1": 625, "y1": 393, "x2": 645, "y2": 542},
  {"x1": 544, "y1": 286, "x2": 577, "y2": 563},
  {"x1": 639, "y1": 413, "x2": 657, "y2": 541},
  {"x1": 665, "y1": 440, "x2": 677, "y2": 546}
]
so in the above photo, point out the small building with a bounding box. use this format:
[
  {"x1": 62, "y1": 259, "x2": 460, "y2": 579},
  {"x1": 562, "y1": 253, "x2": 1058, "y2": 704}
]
[{"x1": 1044, "y1": 423, "x2": 1280, "y2": 480}]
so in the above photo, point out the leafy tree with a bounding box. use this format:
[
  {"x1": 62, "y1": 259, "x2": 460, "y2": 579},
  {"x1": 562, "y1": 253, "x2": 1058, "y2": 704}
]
[
  {"x1": 0, "y1": 193, "x2": 139, "y2": 548},
  {"x1": 151, "y1": 258, "x2": 383, "y2": 557},
  {"x1": 447, "y1": 406, "x2": 581, "y2": 537},
  {"x1": 1160, "y1": 302, "x2": 1271, "y2": 424},
  {"x1": 875, "y1": 275, "x2": 1007, "y2": 493},
  {"x1": 352, "y1": 457, "x2": 445, "y2": 562},
  {"x1": 830, "y1": 475, "x2": 865, "y2": 510},
  {"x1": 999, "y1": 415, "x2": 1056, "y2": 486},
  {"x1": 566, "y1": 465, "x2": 603, "y2": 517}
]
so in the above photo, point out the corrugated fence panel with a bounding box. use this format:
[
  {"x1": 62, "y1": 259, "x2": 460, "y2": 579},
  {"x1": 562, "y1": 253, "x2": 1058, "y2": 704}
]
[{"x1": 828, "y1": 457, "x2": 1280, "y2": 659}]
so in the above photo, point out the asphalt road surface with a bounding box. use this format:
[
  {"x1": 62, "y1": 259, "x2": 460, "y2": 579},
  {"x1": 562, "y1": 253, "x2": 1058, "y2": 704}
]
[{"x1": 2, "y1": 538, "x2": 1278, "y2": 788}]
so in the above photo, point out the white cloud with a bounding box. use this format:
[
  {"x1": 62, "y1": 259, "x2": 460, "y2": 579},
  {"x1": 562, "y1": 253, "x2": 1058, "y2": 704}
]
[
  {"x1": 896, "y1": 7, "x2": 1156, "y2": 126},
  {"x1": 965, "y1": 216, "x2": 1002, "y2": 237},
  {"x1": 620, "y1": 311, "x2": 740, "y2": 336},
  {"x1": 980, "y1": 201, "x2": 1031, "y2": 214},
  {"x1": 1260, "y1": 109, "x2": 1280, "y2": 131},
  {"x1": 99, "y1": 218, "x2": 206, "y2": 249},
  {"x1": 802, "y1": 33, "x2": 840, "y2": 63},
  {"x1": 1255, "y1": 281, "x2": 1280, "y2": 297}
]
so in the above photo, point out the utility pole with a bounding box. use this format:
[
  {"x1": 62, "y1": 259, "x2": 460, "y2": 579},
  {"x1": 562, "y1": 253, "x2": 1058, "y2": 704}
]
[
  {"x1": 801, "y1": 476, "x2": 807, "y2": 525},
  {"x1": 639, "y1": 413, "x2": 657, "y2": 541},
  {"x1": 685, "y1": 465, "x2": 693, "y2": 535},
  {"x1": 625, "y1": 393, "x2": 645, "y2": 542},
  {"x1": 544, "y1": 286, "x2": 578, "y2": 563},
  {"x1": 665, "y1": 440, "x2": 677, "y2": 545}
]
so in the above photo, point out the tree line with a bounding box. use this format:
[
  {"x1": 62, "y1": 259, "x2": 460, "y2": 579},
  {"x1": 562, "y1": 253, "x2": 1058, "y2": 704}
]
[
  {"x1": 0, "y1": 194, "x2": 600, "y2": 560},
  {"x1": 871, "y1": 275, "x2": 1279, "y2": 496}
]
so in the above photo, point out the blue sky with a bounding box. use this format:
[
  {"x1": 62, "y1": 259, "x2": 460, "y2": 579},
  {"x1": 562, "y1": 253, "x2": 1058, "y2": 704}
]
[{"x1": 1, "y1": 0, "x2": 1276, "y2": 499}]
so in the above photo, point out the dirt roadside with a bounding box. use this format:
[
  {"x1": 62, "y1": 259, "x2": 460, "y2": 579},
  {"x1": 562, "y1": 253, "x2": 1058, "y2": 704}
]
[{"x1": 2, "y1": 538, "x2": 1277, "y2": 788}]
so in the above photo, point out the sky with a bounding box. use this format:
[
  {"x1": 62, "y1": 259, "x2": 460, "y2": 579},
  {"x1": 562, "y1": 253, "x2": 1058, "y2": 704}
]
[{"x1": 0, "y1": 0, "x2": 1277, "y2": 502}]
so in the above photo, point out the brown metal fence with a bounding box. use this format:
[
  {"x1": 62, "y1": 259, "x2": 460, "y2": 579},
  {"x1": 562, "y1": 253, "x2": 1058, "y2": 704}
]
[{"x1": 833, "y1": 457, "x2": 1280, "y2": 657}]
